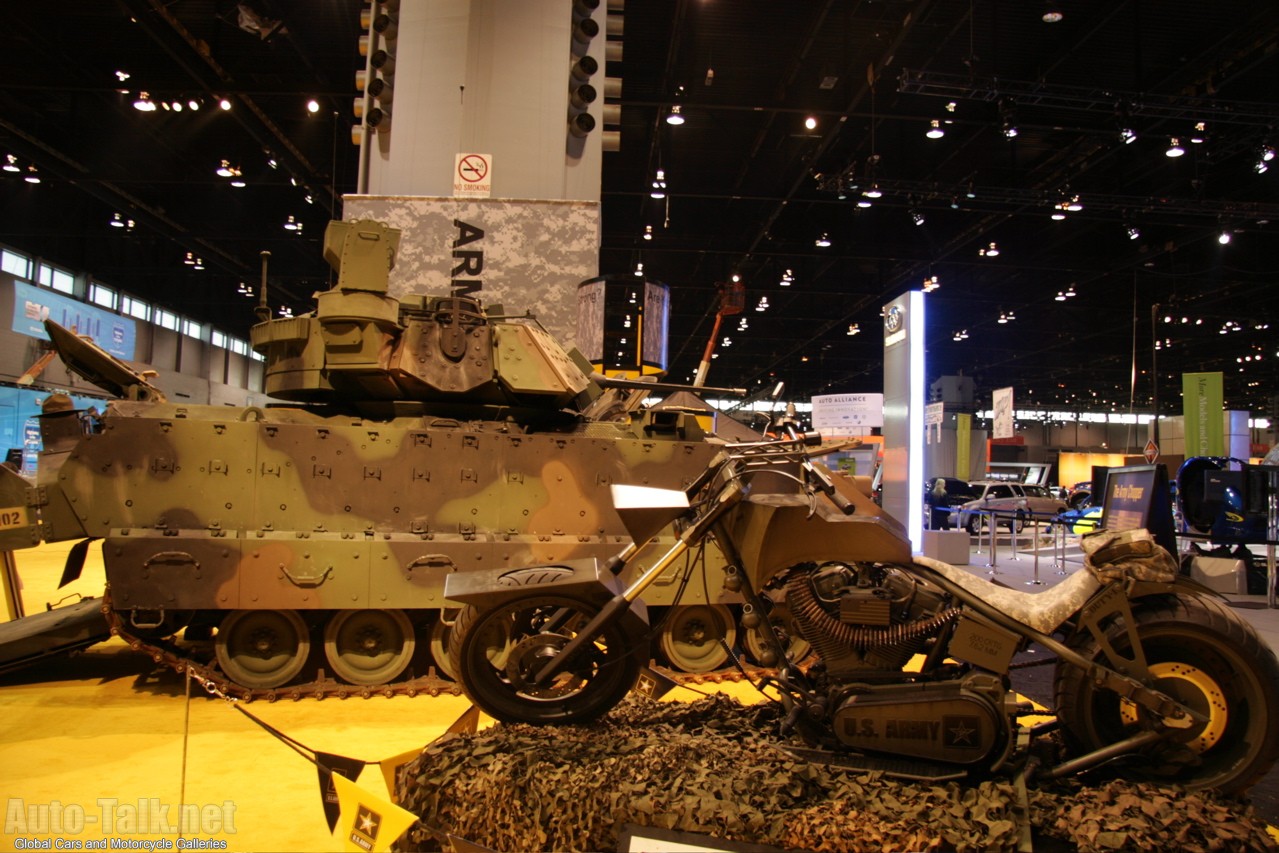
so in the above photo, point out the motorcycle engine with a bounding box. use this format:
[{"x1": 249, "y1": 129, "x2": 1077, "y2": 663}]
[{"x1": 784, "y1": 562, "x2": 956, "y2": 677}]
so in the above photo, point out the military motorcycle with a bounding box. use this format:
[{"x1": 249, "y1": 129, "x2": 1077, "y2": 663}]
[{"x1": 445, "y1": 427, "x2": 1279, "y2": 794}]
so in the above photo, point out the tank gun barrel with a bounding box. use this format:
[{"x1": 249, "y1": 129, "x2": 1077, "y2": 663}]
[{"x1": 590, "y1": 373, "x2": 747, "y2": 397}]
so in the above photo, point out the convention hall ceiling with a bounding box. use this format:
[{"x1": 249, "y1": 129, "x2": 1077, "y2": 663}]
[{"x1": 1, "y1": 1, "x2": 1276, "y2": 419}]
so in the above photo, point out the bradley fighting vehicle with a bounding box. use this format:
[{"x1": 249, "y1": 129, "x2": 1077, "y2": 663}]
[{"x1": 0, "y1": 219, "x2": 772, "y2": 695}]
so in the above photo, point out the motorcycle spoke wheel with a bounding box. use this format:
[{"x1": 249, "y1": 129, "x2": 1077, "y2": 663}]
[
  {"x1": 215, "y1": 609, "x2": 311, "y2": 689},
  {"x1": 1054, "y1": 594, "x2": 1279, "y2": 794},
  {"x1": 658, "y1": 604, "x2": 736, "y2": 673},
  {"x1": 323, "y1": 609, "x2": 415, "y2": 686},
  {"x1": 448, "y1": 595, "x2": 638, "y2": 725}
]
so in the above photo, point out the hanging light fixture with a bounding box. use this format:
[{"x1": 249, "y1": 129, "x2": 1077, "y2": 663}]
[
  {"x1": 1218, "y1": 229, "x2": 1232, "y2": 245},
  {"x1": 847, "y1": 323, "x2": 861, "y2": 336},
  {"x1": 814, "y1": 233, "x2": 831, "y2": 248},
  {"x1": 110, "y1": 212, "x2": 125, "y2": 228},
  {"x1": 1042, "y1": 2, "x2": 1063, "y2": 23},
  {"x1": 925, "y1": 119, "x2": 944, "y2": 139},
  {"x1": 999, "y1": 98, "x2": 1018, "y2": 138},
  {"x1": 665, "y1": 105, "x2": 685, "y2": 125},
  {"x1": 643, "y1": 224, "x2": 653, "y2": 241},
  {"x1": 2, "y1": 154, "x2": 18, "y2": 173},
  {"x1": 283, "y1": 215, "x2": 299, "y2": 231},
  {"x1": 911, "y1": 209, "x2": 925, "y2": 225},
  {"x1": 24, "y1": 165, "x2": 40, "y2": 184},
  {"x1": 980, "y1": 242, "x2": 999, "y2": 257},
  {"x1": 804, "y1": 115, "x2": 818, "y2": 131},
  {"x1": 1166, "y1": 138, "x2": 1185, "y2": 157},
  {"x1": 1126, "y1": 224, "x2": 1141, "y2": 240},
  {"x1": 650, "y1": 168, "x2": 666, "y2": 199},
  {"x1": 216, "y1": 159, "x2": 234, "y2": 177},
  {"x1": 133, "y1": 92, "x2": 156, "y2": 111},
  {"x1": 184, "y1": 251, "x2": 196, "y2": 265}
]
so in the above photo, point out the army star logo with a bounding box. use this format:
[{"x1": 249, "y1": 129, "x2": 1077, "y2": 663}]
[
  {"x1": 942, "y1": 715, "x2": 981, "y2": 749},
  {"x1": 350, "y1": 805, "x2": 381, "y2": 851}
]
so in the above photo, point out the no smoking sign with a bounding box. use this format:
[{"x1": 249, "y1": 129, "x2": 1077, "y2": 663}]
[{"x1": 454, "y1": 153, "x2": 492, "y2": 198}]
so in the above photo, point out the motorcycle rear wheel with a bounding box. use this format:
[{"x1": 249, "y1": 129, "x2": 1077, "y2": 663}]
[
  {"x1": 448, "y1": 594, "x2": 639, "y2": 725},
  {"x1": 1054, "y1": 593, "x2": 1279, "y2": 794}
]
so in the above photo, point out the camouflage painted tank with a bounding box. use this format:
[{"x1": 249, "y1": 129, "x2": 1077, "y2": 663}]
[{"x1": 0, "y1": 219, "x2": 754, "y2": 693}]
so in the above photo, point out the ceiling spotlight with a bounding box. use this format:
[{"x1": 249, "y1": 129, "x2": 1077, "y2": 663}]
[
  {"x1": 952, "y1": 329, "x2": 969, "y2": 341},
  {"x1": 216, "y1": 159, "x2": 234, "y2": 177},
  {"x1": 998, "y1": 311, "x2": 1009, "y2": 324},
  {"x1": 306, "y1": 99, "x2": 321, "y2": 114},
  {"x1": 1218, "y1": 230, "x2": 1232, "y2": 245},
  {"x1": 110, "y1": 212, "x2": 125, "y2": 228},
  {"x1": 864, "y1": 184, "x2": 882, "y2": 199},
  {"x1": 24, "y1": 165, "x2": 40, "y2": 184},
  {"x1": 188, "y1": 99, "x2": 200, "y2": 111},
  {"x1": 814, "y1": 233, "x2": 831, "y2": 248},
  {"x1": 922, "y1": 275, "x2": 940, "y2": 292},
  {"x1": 634, "y1": 261, "x2": 644, "y2": 277},
  {"x1": 1119, "y1": 127, "x2": 1137, "y2": 144},
  {"x1": 847, "y1": 323, "x2": 861, "y2": 336},
  {"x1": 665, "y1": 105, "x2": 685, "y2": 125},
  {"x1": 804, "y1": 115, "x2": 818, "y2": 131},
  {"x1": 192, "y1": 257, "x2": 205, "y2": 270},
  {"x1": 926, "y1": 119, "x2": 945, "y2": 139},
  {"x1": 1263, "y1": 145, "x2": 1276, "y2": 162},
  {"x1": 1055, "y1": 291, "x2": 1067, "y2": 301},
  {"x1": 781, "y1": 269, "x2": 795, "y2": 286},
  {"x1": 1166, "y1": 137, "x2": 1185, "y2": 157},
  {"x1": 1256, "y1": 159, "x2": 1270, "y2": 175},
  {"x1": 1126, "y1": 224, "x2": 1141, "y2": 240},
  {"x1": 3, "y1": 154, "x2": 19, "y2": 173},
  {"x1": 184, "y1": 251, "x2": 196, "y2": 265},
  {"x1": 283, "y1": 215, "x2": 299, "y2": 231},
  {"x1": 911, "y1": 209, "x2": 925, "y2": 226},
  {"x1": 980, "y1": 242, "x2": 999, "y2": 257},
  {"x1": 643, "y1": 224, "x2": 653, "y2": 241},
  {"x1": 999, "y1": 99, "x2": 1018, "y2": 138},
  {"x1": 219, "y1": 97, "x2": 232, "y2": 110},
  {"x1": 650, "y1": 168, "x2": 667, "y2": 199},
  {"x1": 1190, "y1": 122, "x2": 1207, "y2": 144},
  {"x1": 1064, "y1": 284, "x2": 1076, "y2": 298},
  {"x1": 172, "y1": 100, "x2": 184, "y2": 112},
  {"x1": 267, "y1": 158, "x2": 278, "y2": 170},
  {"x1": 230, "y1": 176, "x2": 246, "y2": 188},
  {"x1": 1051, "y1": 206, "x2": 1067, "y2": 221},
  {"x1": 133, "y1": 92, "x2": 156, "y2": 111},
  {"x1": 115, "y1": 70, "x2": 131, "y2": 82},
  {"x1": 1065, "y1": 195, "x2": 1083, "y2": 211},
  {"x1": 1042, "y1": 3, "x2": 1063, "y2": 23}
]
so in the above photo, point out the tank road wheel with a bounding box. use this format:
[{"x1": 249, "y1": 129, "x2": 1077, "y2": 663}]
[
  {"x1": 214, "y1": 609, "x2": 311, "y2": 689},
  {"x1": 742, "y1": 606, "x2": 812, "y2": 668},
  {"x1": 448, "y1": 595, "x2": 639, "y2": 725},
  {"x1": 658, "y1": 604, "x2": 736, "y2": 673},
  {"x1": 428, "y1": 612, "x2": 459, "y2": 680},
  {"x1": 323, "y1": 609, "x2": 416, "y2": 686},
  {"x1": 1054, "y1": 594, "x2": 1279, "y2": 794}
]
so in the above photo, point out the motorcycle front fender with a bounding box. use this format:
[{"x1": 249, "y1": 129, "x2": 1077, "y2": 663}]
[{"x1": 443, "y1": 558, "x2": 651, "y2": 650}]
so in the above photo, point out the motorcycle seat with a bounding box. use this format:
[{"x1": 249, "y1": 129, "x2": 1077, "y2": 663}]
[{"x1": 913, "y1": 556, "x2": 1102, "y2": 634}]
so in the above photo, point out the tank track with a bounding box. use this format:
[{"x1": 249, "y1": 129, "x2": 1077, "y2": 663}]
[{"x1": 100, "y1": 595, "x2": 753, "y2": 703}]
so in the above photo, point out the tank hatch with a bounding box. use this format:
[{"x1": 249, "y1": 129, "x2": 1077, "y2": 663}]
[{"x1": 252, "y1": 219, "x2": 593, "y2": 412}]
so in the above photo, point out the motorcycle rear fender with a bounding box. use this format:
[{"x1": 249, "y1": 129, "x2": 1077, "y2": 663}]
[{"x1": 443, "y1": 558, "x2": 651, "y2": 648}]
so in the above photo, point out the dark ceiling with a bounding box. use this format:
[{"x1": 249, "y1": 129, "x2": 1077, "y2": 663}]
[{"x1": 2, "y1": 0, "x2": 1277, "y2": 420}]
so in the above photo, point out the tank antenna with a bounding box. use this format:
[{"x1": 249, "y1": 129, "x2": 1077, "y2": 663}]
[{"x1": 255, "y1": 250, "x2": 272, "y2": 322}]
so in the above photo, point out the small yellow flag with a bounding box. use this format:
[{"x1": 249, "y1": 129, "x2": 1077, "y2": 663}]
[
  {"x1": 377, "y1": 747, "x2": 422, "y2": 804},
  {"x1": 332, "y1": 772, "x2": 418, "y2": 852}
]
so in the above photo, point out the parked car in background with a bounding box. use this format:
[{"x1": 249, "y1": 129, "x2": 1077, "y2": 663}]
[
  {"x1": 950, "y1": 481, "x2": 1070, "y2": 534},
  {"x1": 924, "y1": 477, "x2": 978, "y2": 529}
]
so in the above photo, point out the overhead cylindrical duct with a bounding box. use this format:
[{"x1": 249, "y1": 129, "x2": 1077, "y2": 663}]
[
  {"x1": 571, "y1": 55, "x2": 599, "y2": 82},
  {"x1": 573, "y1": 17, "x2": 599, "y2": 44},
  {"x1": 569, "y1": 112, "x2": 596, "y2": 137},
  {"x1": 570, "y1": 83, "x2": 597, "y2": 109}
]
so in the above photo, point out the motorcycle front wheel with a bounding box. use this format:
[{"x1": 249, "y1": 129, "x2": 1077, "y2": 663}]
[
  {"x1": 1054, "y1": 593, "x2": 1279, "y2": 794},
  {"x1": 448, "y1": 594, "x2": 639, "y2": 725}
]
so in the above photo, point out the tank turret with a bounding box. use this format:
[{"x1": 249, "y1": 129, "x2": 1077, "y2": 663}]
[{"x1": 250, "y1": 219, "x2": 596, "y2": 418}]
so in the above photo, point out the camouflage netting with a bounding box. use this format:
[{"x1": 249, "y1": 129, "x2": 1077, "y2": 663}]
[{"x1": 393, "y1": 695, "x2": 1276, "y2": 853}]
